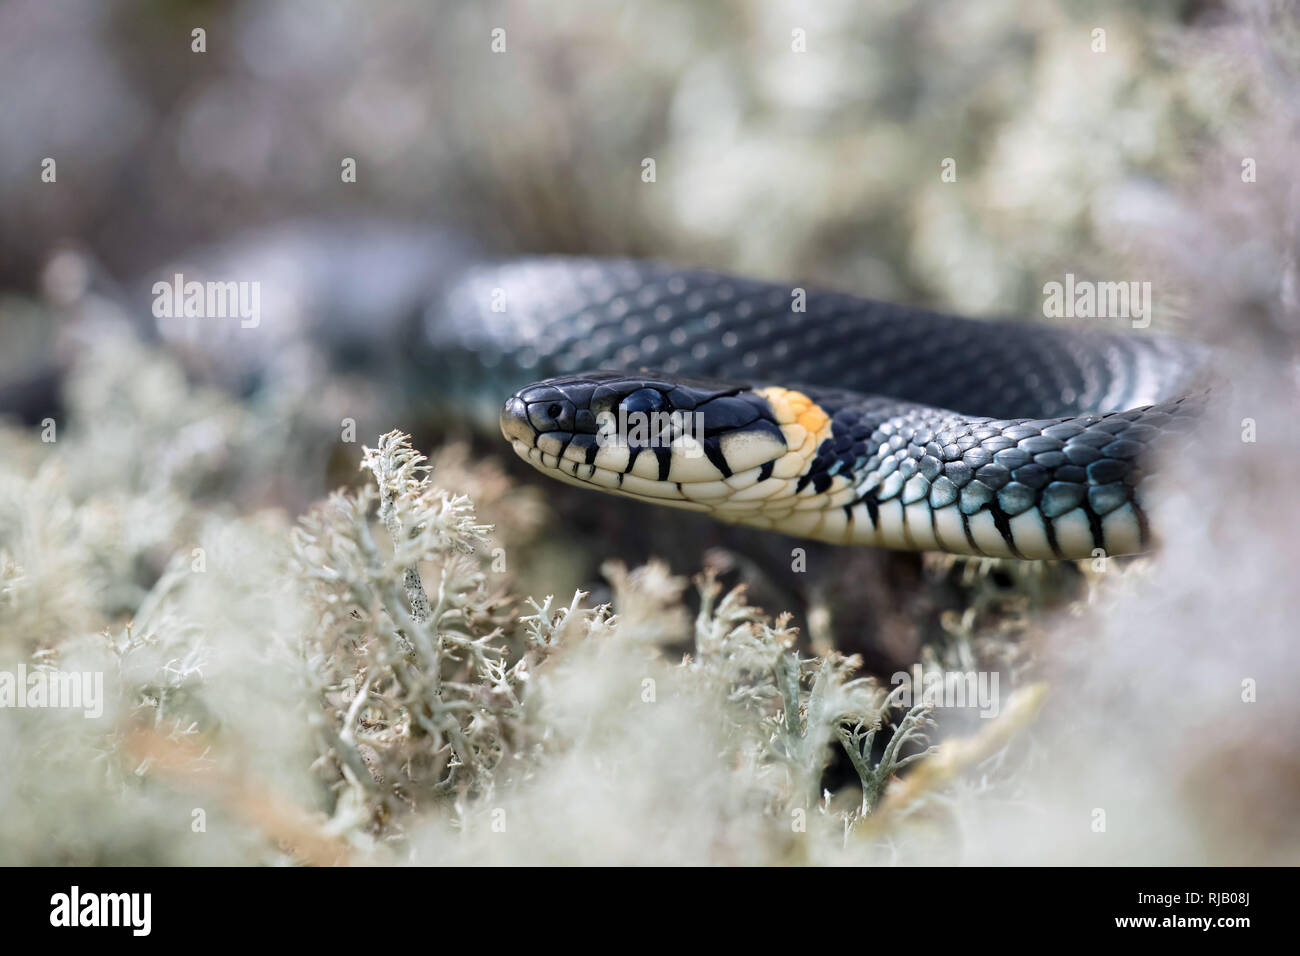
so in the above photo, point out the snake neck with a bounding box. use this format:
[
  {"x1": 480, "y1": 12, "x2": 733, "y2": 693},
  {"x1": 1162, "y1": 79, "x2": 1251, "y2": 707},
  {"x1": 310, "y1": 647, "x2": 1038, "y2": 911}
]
[{"x1": 755, "y1": 384, "x2": 1206, "y2": 559}]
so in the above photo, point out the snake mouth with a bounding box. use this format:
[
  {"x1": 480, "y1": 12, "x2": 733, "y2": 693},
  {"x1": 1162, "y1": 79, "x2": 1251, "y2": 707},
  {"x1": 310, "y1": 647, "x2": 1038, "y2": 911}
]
[{"x1": 500, "y1": 371, "x2": 820, "y2": 512}]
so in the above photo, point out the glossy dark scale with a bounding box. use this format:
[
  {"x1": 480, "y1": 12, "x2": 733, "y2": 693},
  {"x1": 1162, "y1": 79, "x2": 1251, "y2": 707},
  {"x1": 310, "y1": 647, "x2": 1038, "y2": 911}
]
[
  {"x1": 433, "y1": 259, "x2": 1207, "y2": 424},
  {"x1": 792, "y1": 383, "x2": 1205, "y2": 556}
]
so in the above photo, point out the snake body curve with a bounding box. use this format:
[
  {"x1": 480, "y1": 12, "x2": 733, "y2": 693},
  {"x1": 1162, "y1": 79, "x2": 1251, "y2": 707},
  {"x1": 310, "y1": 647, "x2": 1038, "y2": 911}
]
[
  {"x1": 419, "y1": 258, "x2": 1210, "y2": 560},
  {"x1": 0, "y1": 231, "x2": 1208, "y2": 562}
]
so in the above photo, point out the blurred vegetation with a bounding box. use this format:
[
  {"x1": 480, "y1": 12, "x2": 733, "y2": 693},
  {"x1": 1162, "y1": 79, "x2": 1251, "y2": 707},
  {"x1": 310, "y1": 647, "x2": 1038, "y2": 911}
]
[
  {"x1": 0, "y1": 335, "x2": 1046, "y2": 863},
  {"x1": 0, "y1": 0, "x2": 1270, "y2": 327},
  {"x1": 2, "y1": 0, "x2": 1299, "y2": 863}
]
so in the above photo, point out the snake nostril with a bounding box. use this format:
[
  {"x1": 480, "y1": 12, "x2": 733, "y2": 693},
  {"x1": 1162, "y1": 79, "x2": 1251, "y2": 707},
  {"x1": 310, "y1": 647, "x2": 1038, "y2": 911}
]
[{"x1": 547, "y1": 403, "x2": 563, "y2": 418}]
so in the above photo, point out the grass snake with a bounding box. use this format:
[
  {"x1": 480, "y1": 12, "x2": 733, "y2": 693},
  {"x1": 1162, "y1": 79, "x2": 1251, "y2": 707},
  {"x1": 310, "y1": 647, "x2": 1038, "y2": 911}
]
[
  {"x1": 428, "y1": 257, "x2": 1209, "y2": 560},
  {"x1": 5, "y1": 234, "x2": 1210, "y2": 561}
]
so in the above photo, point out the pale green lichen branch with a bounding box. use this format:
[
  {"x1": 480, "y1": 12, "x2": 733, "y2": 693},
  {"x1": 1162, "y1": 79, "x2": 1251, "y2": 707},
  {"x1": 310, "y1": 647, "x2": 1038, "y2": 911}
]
[
  {"x1": 363, "y1": 430, "x2": 436, "y2": 625},
  {"x1": 839, "y1": 683, "x2": 939, "y2": 820}
]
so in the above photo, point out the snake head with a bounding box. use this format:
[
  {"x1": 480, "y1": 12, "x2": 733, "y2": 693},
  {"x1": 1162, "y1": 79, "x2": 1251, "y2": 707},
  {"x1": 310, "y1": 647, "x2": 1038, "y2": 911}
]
[{"x1": 500, "y1": 371, "x2": 838, "y2": 525}]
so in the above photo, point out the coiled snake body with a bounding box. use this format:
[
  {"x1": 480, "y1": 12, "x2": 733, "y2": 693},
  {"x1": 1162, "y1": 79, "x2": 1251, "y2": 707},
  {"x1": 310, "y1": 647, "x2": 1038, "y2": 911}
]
[
  {"x1": 0, "y1": 232, "x2": 1209, "y2": 561},
  {"x1": 424, "y1": 258, "x2": 1209, "y2": 560}
]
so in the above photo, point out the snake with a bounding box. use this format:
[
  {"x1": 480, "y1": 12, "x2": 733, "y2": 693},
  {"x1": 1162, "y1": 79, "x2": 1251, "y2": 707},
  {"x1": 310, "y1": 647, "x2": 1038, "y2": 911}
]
[
  {"x1": 2, "y1": 233, "x2": 1210, "y2": 561},
  {"x1": 423, "y1": 257, "x2": 1210, "y2": 561}
]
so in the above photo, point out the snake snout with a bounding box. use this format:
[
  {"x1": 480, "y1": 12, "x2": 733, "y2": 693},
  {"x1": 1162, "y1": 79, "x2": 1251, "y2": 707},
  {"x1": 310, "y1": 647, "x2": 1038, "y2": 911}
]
[
  {"x1": 499, "y1": 395, "x2": 536, "y2": 447},
  {"x1": 500, "y1": 380, "x2": 594, "y2": 447}
]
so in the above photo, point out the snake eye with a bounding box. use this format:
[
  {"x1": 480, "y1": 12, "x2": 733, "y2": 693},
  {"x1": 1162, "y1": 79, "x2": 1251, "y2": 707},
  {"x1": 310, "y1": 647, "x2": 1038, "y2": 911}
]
[{"x1": 527, "y1": 397, "x2": 575, "y2": 432}]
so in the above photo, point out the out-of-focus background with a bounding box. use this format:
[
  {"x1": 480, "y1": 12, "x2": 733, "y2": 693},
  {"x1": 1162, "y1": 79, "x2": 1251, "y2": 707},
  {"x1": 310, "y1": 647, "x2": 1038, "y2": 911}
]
[
  {"x1": 1, "y1": 0, "x2": 1298, "y2": 865},
  {"x1": 3, "y1": 0, "x2": 1273, "y2": 307}
]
